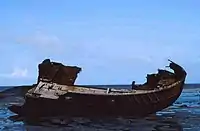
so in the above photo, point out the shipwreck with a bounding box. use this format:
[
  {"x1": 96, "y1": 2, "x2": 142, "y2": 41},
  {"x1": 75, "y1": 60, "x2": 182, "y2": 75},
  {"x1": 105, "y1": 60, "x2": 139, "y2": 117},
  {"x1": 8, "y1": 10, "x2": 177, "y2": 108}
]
[{"x1": 8, "y1": 59, "x2": 187, "y2": 118}]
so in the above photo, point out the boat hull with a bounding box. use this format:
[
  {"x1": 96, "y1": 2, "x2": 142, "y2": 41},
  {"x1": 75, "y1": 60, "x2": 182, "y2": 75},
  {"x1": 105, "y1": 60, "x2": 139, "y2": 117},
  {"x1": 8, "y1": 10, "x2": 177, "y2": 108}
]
[
  {"x1": 9, "y1": 80, "x2": 185, "y2": 118},
  {"x1": 8, "y1": 60, "x2": 187, "y2": 118}
]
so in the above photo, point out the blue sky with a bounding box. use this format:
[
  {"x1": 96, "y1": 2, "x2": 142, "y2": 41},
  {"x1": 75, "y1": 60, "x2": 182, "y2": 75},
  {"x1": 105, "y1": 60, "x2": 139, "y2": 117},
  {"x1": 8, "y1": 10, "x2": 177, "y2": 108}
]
[{"x1": 0, "y1": 0, "x2": 200, "y2": 85}]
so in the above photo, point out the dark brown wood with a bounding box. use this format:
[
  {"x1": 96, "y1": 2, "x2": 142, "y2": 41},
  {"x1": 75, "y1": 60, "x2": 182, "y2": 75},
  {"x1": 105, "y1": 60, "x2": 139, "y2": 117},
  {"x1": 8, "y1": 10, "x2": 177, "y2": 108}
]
[
  {"x1": 8, "y1": 59, "x2": 187, "y2": 118},
  {"x1": 37, "y1": 59, "x2": 81, "y2": 86}
]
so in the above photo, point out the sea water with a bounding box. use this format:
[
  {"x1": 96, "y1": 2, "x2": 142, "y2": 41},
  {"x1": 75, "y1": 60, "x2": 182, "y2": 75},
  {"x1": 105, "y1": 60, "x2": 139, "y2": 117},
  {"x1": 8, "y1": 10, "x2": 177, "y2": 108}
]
[{"x1": 0, "y1": 85, "x2": 199, "y2": 131}]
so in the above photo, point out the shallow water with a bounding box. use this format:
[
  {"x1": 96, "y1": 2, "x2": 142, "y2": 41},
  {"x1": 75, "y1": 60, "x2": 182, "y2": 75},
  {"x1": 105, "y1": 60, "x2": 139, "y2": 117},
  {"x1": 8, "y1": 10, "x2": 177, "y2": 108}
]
[{"x1": 0, "y1": 85, "x2": 200, "y2": 131}]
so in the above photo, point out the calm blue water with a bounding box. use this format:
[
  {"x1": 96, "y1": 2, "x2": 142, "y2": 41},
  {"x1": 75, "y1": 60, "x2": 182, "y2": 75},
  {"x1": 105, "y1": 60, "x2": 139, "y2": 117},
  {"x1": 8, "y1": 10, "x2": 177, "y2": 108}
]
[{"x1": 0, "y1": 84, "x2": 200, "y2": 131}]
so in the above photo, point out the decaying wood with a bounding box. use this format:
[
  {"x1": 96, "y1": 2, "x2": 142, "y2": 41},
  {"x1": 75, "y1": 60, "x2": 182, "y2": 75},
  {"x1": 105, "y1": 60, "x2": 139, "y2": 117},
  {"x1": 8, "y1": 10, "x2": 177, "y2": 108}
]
[
  {"x1": 8, "y1": 59, "x2": 187, "y2": 118},
  {"x1": 37, "y1": 59, "x2": 81, "y2": 86}
]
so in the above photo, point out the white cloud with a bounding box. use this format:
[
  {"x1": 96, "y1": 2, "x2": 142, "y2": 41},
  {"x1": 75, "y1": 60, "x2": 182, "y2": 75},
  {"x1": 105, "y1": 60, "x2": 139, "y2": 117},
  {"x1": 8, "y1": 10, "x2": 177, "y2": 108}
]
[
  {"x1": 11, "y1": 68, "x2": 28, "y2": 78},
  {"x1": 0, "y1": 67, "x2": 28, "y2": 79},
  {"x1": 16, "y1": 30, "x2": 63, "y2": 53}
]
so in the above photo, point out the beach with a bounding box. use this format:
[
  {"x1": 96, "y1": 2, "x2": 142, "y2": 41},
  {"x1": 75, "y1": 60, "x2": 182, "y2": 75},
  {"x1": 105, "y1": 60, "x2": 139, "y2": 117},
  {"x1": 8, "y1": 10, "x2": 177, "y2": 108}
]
[{"x1": 0, "y1": 85, "x2": 199, "y2": 131}]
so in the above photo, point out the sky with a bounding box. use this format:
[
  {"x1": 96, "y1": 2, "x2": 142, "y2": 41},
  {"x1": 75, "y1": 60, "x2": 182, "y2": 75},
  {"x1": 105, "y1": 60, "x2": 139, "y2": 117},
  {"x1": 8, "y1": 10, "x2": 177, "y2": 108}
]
[{"x1": 0, "y1": 0, "x2": 200, "y2": 86}]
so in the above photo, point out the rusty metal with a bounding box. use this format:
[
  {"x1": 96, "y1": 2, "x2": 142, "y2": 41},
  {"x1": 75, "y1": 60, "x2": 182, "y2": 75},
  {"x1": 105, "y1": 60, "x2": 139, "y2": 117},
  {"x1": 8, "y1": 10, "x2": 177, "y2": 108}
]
[
  {"x1": 8, "y1": 59, "x2": 187, "y2": 118},
  {"x1": 37, "y1": 59, "x2": 81, "y2": 86}
]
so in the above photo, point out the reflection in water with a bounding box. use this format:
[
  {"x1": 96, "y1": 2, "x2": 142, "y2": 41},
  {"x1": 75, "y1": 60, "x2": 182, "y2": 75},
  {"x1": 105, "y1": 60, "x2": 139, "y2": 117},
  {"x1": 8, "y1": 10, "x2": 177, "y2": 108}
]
[
  {"x1": 153, "y1": 119, "x2": 182, "y2": 131},
  {"x1": 8, "y1": 113, "x2": 183, "y2": 131}
]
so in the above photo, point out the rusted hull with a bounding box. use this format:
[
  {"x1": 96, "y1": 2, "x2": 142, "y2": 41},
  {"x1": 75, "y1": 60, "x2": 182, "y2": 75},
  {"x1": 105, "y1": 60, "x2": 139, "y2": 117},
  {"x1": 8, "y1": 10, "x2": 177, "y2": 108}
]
[
  {"x1": 8, "y1": 60, "x2": 187, "y2": 118},
  {"x1": 9, "y1": 80, "x2": 185, "y2": 118}
]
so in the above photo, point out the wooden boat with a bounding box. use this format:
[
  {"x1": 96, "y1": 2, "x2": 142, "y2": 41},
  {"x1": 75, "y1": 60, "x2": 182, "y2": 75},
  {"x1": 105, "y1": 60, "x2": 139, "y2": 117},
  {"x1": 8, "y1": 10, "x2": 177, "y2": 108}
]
[{"x1": 8, "y1": 59, "x2": 187, "y2": 118}]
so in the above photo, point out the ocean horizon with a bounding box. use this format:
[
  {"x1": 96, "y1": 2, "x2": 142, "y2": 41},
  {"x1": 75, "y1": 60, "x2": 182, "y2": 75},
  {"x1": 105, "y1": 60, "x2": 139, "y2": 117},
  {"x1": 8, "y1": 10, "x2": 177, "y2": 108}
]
[{"x1": 0, "y1": 83, "x2": 199, "y2": 93}]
